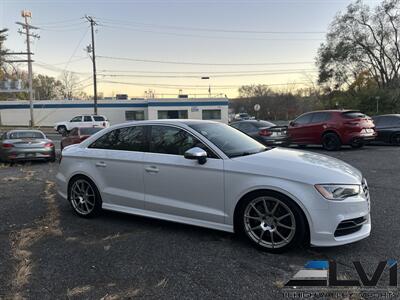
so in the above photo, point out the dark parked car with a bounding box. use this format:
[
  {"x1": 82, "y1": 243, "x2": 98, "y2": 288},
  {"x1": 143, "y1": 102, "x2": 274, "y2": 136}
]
[
  {"x1": 372, "y1": 114, "x2": 400, "y2": 145},
  {"x1": 288, "y1": 110, "x2": 376, "y2": 151},
  {"x1": 230, "y1": 120, "x2": 289, "y2": 146},
  {"x1": 61, "y1": 127, "x2": 104, "y2": 150},
  {"x1": 0, "y1": 130, "x2": 56, "y2": 162}
]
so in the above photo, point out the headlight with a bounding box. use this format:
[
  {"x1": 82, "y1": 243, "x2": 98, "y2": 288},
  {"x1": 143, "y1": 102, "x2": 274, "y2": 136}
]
[{"x1": 315, "y1": 184, "x2": 361, "y2": 200}]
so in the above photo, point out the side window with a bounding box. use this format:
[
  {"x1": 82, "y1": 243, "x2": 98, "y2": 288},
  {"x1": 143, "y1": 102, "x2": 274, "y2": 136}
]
[
  {"x1": 149, "y1": 125, "x2": 217, "y2": 158},
  {"x1": 311, "y1": 112, "x2": 330, "y2": 123},
  {"x1": 84, "y1": 116, "x2": 92, "y2": 122},
  {"x1": 0, "y1": 132, "x2": 6, "y2": 140},
  {"x1": 294, "y1": 114, "x2": 312, "y2": 125},
  {"x1": 93, "y1": 116, "x2": 105, "y2": 121},
  {"x1": 70, "y1": 116, "x2": 82, "y2": 122},
  {"x1": 89, "y1": 126, "x2": 146, "y2": 152},
  {"x1": 239, "y1": 123, "x2": 256, "y2": 133}
]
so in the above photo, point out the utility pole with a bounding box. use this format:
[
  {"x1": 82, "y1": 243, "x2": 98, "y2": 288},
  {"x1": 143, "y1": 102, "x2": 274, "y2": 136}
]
[
  {"x1": 85, "y1": 15, "x2": 98, "y2": 115},
  {"x1": 16, "y1": 10, "x2": 39, "y2": 127}
]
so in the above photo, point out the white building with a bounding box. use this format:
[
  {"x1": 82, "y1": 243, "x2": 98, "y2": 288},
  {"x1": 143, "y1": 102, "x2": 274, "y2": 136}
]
[{"x1": 0, "y1": 97, "x2": 229, "y2": 126}]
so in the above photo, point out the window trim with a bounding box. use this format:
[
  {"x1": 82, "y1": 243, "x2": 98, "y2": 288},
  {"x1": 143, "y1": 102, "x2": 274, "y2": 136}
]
[
  {"x1": 87, "y1": 123, "x2": 223, "y2": 159},
  {"x1": 88, "y1": 125, "x2": 149, "y2": 153}
]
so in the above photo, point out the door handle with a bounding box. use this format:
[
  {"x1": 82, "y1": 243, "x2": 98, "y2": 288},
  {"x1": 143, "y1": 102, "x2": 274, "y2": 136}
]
[
  {"x1": 95, "y1": 161, "x2": 107, "y2": 168},
  {"x1": 145, "y1": 166, "x2": 159, "y2": 173}
]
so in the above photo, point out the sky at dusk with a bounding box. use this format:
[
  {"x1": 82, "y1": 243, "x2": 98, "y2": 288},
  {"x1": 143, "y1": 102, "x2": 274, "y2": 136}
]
[{"x1": 0, "y1": 0, "x2": 381, "y2": 98}]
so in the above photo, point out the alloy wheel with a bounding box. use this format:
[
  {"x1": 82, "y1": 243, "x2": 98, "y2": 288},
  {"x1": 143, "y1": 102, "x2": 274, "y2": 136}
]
[
  {"x1": 70, "y1": 179, "x2": 96, "y2": 215},
  {"x1": 243, "y1": 196, "x2": 296, "y2": 249}
]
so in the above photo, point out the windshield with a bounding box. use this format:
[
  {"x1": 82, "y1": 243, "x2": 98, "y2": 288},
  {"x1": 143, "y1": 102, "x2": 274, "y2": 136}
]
[
  {"x1": 9, "y1": 131, "x2": 45, "y2": 139},
  {"x1": 189, "y1": 123, "x2": 267, "y2": 158}
]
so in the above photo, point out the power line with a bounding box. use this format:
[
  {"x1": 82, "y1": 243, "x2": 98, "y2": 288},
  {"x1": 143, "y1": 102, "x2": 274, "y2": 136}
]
[
  {"x1": 100, "y1": 79, "x2": 310, "y2": 89},
  {"x1": 98, "y1": 69, "x2": 317, "y2": 79},
  {"x1": 98, "y1": 18, "x2": 326, "y2": 34},
  {"x1": 98, "y1": 67, "x2": 317, "y2": 74},
  {"x1": 97, "y1": 55, "x2": 314, "y2": 66},
  {"x1": 99, "y1": 23, "x2": 324, "y2": 42}
]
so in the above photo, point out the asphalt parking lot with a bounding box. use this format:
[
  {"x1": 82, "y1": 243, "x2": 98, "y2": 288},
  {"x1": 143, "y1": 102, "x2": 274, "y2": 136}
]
[{"x1": 0, "y1": 142, "x2": 399, "y2": 299}]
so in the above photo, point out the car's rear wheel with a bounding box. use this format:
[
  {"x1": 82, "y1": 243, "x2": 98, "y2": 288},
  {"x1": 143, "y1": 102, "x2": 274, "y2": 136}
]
[
  {"x1": 390, "y1": 133, "x2": 400, "y2": 146},
  {"x1": 68, "y1": 177, "x2": 102, "y2": 218},
  {"x1": 236, "y1": 193, "x2": 307, "y2": 253},
  {"x1": 57, "y1": 126, "x2": 67, "y2": 135},
  {"x1": 322, "y1": 132, "x2": 341, "y2": 151}
]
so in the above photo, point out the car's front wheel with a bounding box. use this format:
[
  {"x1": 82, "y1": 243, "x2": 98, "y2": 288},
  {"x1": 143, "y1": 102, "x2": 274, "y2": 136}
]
[
  {"x1": 322, "y1": 132, "x2": 341, "y2": 151},
  {"x1": 236, "y1": 192, "x2": 307, "y2": 253},
  {"x1": 68, "y1": 176, "x2": 102, "y2": 218},
  {"x1": 57, "y1": 125, "x2": 67, "y2": 135}
]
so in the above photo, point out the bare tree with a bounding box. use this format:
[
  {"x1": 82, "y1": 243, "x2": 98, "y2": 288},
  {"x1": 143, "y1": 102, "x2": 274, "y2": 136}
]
[
  {"x1": 59, "y1": 71, "x2": 80, "y2": 100},
  {"x1": 317, "y1": 0, "x2": 400, "y2": 90}
]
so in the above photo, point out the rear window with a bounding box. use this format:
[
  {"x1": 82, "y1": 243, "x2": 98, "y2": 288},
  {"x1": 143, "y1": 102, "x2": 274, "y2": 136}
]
[
  {"x1": 9, "y1": 131, "x2": 45, "y2": 139},
  {"x1": 342, "y1": 111, "x2": 367, "y2": 119},
  {"x1": 93, "y1": 116, "x2": 105, "y2": 121},
  {"x1": 252, "y1": 121, "x2": 275, "y2": 128},
  {"x1": 80, "y1": 127, "x2": 103, "y2": 135}
]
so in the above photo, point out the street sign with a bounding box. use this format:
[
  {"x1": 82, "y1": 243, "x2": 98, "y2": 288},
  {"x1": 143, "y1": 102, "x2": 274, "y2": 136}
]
[{"x1": 254, "y1": 104, "x2": 261, "y2": 112}]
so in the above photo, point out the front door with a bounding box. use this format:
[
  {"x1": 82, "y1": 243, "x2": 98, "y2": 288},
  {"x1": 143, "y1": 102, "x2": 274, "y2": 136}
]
[
  {"x1": 143, "y1": 125, "x2": 225, "y2": 224},
  {"x1": 289, "y1": 113, "x2": 312, "y2": 144}
]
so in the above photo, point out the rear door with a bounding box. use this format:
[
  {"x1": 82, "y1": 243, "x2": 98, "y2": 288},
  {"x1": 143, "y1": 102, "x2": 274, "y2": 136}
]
[
  {"x1": 288, "y1": 113, "x2": 312, "y2": 144},
  {"x1": 374, "y1": 116, "x2": 400, "y2": 142},
  {"x1": 87, "y1": 126, "x2": 147, "y2": 209},
  {"x1": 143, "y1": 125, "x2": 225, "y2": 224},
  {"x1": 82, "y1": 116, "x2": 94, "y2": 128}
]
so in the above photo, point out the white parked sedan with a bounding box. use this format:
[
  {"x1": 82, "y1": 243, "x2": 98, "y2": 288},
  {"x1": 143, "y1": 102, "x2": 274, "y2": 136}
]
[{"x1": 56, "y1": 120, "x2": 371, "y2": 253}]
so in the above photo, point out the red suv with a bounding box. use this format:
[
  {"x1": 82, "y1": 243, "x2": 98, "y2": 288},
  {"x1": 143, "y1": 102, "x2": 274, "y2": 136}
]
[{"x1": 288, "y1": 110, "x2": 376, "y2": 150}]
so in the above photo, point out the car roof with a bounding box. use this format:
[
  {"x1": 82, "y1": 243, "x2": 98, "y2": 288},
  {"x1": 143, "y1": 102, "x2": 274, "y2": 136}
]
[{"x1": 301, "y1": 109, "x2": 359, "y2": 114}]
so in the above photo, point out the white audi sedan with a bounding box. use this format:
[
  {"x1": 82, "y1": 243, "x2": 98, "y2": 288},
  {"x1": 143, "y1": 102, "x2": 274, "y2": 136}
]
[{"x1": 56, "y1": 120, "x2": 371, "y2": 253}]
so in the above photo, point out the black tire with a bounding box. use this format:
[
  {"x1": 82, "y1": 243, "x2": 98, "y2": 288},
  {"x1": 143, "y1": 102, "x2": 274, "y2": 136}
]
[
  {"x1": 390, "y1": 133, "x2": 400, "y2": 146},
  {"x1": 68, "y1": 176, "x2": 102, "y2": 218},
  {"x1": 235, "y1": 191, "x2": 307, "y2": 253},
  {"x1": 57, "y1": 126, "x2": 67, "y2": 135},
  {"x1": 322, "y1": 132, "x2": 341, "y2": 151}
]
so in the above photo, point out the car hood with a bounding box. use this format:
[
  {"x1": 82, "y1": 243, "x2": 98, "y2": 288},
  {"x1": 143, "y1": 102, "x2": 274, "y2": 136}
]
[{"x1": 231, "y1": 147, "x2": 363, "y2": 185}]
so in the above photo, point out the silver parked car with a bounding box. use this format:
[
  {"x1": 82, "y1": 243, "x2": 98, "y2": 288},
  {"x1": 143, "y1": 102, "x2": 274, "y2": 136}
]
[{"x1": 0, "y1": 130, "x2": 56, "y2": 163}]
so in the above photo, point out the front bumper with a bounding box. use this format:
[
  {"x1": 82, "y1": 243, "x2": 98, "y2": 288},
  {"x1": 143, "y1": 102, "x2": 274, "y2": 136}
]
[{"x1": 308, "y1": 192, "x2": 371, "y2": 247}]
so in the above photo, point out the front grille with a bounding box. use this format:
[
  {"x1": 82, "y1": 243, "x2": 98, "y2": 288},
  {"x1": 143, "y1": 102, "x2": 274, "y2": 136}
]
[{"x1": 334, "y1": 216, "x2": 367, "y2": 237}]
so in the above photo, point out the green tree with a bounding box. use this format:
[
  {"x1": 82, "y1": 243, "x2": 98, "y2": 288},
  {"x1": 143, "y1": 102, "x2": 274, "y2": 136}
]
[
  {"x1": 33, "y1": 74, "x2": 63, "y2": 100},
  {"x1": 317, "y1": 0, "x2": 400, "y2": 90}
]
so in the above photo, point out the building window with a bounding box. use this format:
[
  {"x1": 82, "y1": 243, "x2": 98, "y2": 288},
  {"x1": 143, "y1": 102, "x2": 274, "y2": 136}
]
[
  {"x1": 202, "y1": 109, "x2": 221, "y2": 120},
  {"x1": 157, "y1": 110, "x2": 188, "y2": 119},
  {"x1": 125, "y1": 110, "x2": 145, "y2": 121}
]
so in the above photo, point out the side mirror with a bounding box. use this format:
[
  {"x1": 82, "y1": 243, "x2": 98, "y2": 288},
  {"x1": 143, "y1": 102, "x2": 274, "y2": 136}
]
[
  {"x1": 289, "y1": 121, "x2": 295, "y2": 127},
  {"x1": 184, "y1": 147, "x2": 207, "y2": 165}
]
